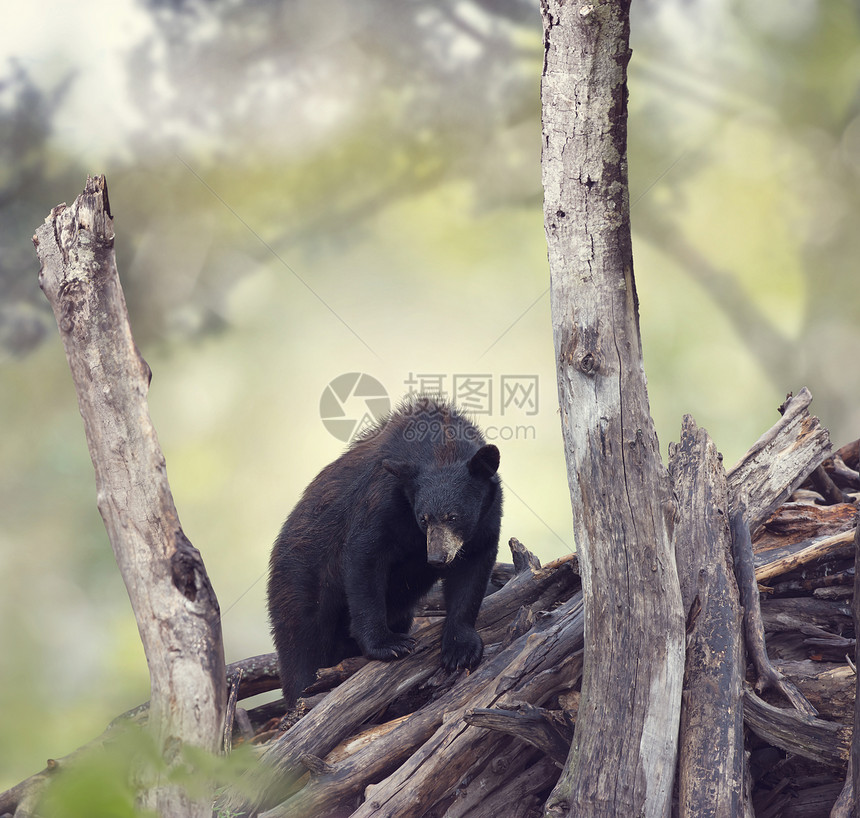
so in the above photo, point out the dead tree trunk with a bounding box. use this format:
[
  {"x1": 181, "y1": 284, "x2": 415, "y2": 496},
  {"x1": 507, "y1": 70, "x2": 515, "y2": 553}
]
[
  {"x1": 32, "y1": 176, "x2": 227, "y2": 817},
  {"x1": 541, "y1": 2, "x2": 685, "y2": 815},
  {"x1": 668, "y1": 416, "x2": 744, "y2": 816}
]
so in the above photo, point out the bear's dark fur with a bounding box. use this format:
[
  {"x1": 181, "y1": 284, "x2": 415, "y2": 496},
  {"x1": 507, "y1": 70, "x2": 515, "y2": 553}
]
[{"x1": 267, "y1": 395, "x2": 502, "y2": 706}]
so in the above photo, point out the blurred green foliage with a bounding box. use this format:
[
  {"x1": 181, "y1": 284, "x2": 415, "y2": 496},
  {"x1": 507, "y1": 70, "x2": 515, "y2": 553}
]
[
  {"x1": 37, "y1": 726, "x2": 160, "y2": 818},
  {"x1": 35, "y1": 722, "x2": 261, "y2": 817},
  {"x1": 1, "y1": 0, "x2": 859, "y2": 797}
]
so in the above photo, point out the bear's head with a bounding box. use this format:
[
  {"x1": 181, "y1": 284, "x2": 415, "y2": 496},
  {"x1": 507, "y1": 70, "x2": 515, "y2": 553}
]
[{"x1": 383, "y1": 444, "x2": 500, "y2": 565}]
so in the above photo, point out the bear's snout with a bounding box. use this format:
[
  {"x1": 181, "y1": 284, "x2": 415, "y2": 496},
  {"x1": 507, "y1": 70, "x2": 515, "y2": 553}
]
[{"x1": 427, "y1": 524, "x2": 463, "y2": 566}]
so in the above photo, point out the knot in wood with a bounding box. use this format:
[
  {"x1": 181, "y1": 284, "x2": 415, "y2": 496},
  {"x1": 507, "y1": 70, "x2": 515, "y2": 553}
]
[
  {"x1": 578, "y1": 351, "x2": 598, "y2": 375},
  {"x1": 171, "y1": 532, "x2": 205, "y2": 602},
  {"x1": 490, "y1": 755, "x2": 509, "y2": 774}
]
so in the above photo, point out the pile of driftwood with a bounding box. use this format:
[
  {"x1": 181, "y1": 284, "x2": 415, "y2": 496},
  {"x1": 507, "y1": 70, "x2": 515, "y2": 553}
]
[
  {"x1": 1, "y1": 392, "x2": 857, "y2": 818},
  {"x1": 212, "y1": 392, "x2": 859, "y2": 818},
  {"x1": 223, "y1": 541, "x2": 581, "y2": 818},
  {"x1": 740, "y1": 437, "x2": 859, "y2": 817}
]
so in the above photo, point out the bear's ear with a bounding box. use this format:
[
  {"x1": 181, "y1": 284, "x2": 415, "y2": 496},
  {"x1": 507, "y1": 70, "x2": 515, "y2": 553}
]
[
  {"x1": 468, "y1": 444, "x2": 500, "y2": 479},
  {"x1": 383, "y1": 459, "x2": 420, "y2": 483}
]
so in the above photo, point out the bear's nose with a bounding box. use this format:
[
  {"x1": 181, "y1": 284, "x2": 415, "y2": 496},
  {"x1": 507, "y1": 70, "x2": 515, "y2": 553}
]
[{"x1": 426, "y1": 524, "x2": 463, "y2": 565}]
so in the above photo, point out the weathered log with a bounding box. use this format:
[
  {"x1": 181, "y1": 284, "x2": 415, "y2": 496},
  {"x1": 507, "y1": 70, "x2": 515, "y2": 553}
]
[
  {"x1": 224, "y1": 669, "x2": 244, "y2": 753},
  {"x1": 772, "y1": 662, "x2": 854, "y2": 723},
  {"x1": 726, "y1": 388, "x2": 831, "y2": 535},
  {"x1": 813, "y1": 586, "x2": 854, "y2": 601},
  {"x1": 262, "y1": 596, "x2": 584, "y2": 818},
  {"x1": 341, "y1": 600, "x2": 583, "y2": 818},
  {"x1": 463, "y1": 703, "x2": 574, "y2": 766},
  {"x1": 742, "y1": 685, "x2": 850, "y2": 767},
  {"x1": 732, "y1": 501, "x2": 816, "y2": 715},
  {"x1": 668, "y1": 415, "x2": 744, "y2": 816},
  {"x1": 835, "y1": 439, "x2": 860, "y2": 468},
  {"x1": 828, "y1": 452, "x2": 860, "y2": 491},
  {"x1": 755, "y1": 530, "x2": 855, "y2": 584},
  {"x1": 440, "y1": 751, "x2": 559, "y2": 818},
  {"x1": 756, "y1": 781, "x2": 845, "y2": 817},
  {"x1": 511, "y1": 536, "x2": 542, "y2": 573},
  {"x1": 768, "y1": 568, "x2": 854, "y2": 598},
  {"x1": 811, "y1": 465, "x2": 849, "y2": 505},
  {"x1": 32, "y1": 176, "x2": 226, "y2": 817},
  {"x1": 760, "y1": 597, "x2": 853, "y2": 638},
  {"x1": 833, "y1": 513, "x2": 860, "y2": 816},
  {"x1": 830, "y1": 776, "x2": 853, "y2": 818},
  {"x1": 753, "y1": 502, "x2": 857, "y2": 555},
  {"x1": 229, "y1": 653, "x2": 282, "y2": 700},
  {"x1": 298, "y1": 657, "x2": 370, "y2": 700},
  {"x1": 768, "y1": 628, "x2": 854, "y2": 665},
  {"x1": 761, "y1": 597, "x2": 854, "y2": 664}
]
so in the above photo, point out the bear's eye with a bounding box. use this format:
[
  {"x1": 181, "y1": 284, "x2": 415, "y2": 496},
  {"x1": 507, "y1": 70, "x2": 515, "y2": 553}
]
[
  {"x1": 447, "y1": 514, "x2": 457, "y2": 523},
  {"x1": 419, "y1": 514, "x2": 429, "y2": 528}
]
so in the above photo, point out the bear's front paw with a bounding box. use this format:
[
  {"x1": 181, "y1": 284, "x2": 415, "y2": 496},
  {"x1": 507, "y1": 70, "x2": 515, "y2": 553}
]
[
  {"x1": 441, "y1": 626, "x2": 483, "y2": 672},
  {"x1": 362, "y1": 632, "x2": 416, "y2": 662}
]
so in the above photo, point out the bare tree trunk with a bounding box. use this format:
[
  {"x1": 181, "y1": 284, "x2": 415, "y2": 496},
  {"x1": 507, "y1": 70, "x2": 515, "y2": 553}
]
[
  {"x1": 669, "y1": 417, "x2": 744, "y2": 817},
  {"x1": 540, "y1": 3, "x2": 684, "y2": 816},
  {"x1": 32, "y1": 176, "x2": 227, "y2": 817}
]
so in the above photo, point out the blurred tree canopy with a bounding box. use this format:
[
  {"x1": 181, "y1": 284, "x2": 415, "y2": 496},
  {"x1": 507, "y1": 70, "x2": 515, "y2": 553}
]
[{"x1": 2, "y1": 0, "x2": 859, "y2": 433}]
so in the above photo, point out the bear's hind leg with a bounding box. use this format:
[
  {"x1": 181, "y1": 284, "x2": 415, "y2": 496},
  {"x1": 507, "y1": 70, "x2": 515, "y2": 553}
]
[{"x1": 271, "y1": 617, "x2": 333, "y2": 707}]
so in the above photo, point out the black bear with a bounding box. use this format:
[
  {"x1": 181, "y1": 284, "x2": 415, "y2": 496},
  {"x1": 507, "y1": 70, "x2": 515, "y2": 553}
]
[{"x1": 267, "y1": 395, "x2": 502, "y2": 706}]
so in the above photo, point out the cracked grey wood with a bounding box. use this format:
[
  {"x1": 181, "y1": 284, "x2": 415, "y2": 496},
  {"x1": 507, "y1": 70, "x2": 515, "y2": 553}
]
[
  {"x1": 541, "y1": 2, "x2": 684, "y2": 815},
  {"x1": 33, "y1": 176, "x2": 226, "y2": 817}
]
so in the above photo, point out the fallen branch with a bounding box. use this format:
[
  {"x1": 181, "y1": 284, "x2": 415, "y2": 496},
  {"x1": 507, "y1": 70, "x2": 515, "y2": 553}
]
[
  {"x1": 754, "y1": 530, "x2": 855, "y2": 584},
  {"x1": 463, "y1": 703, "x2": 573, "y2": 766},
  {"x1": 732, "y1": 500, "x2": 816, "y2": 715},
  {"x1": 742, "y1": 685, "x2": 849, "y2": 767},
  {"x1": 727, "y1": 388, "x2": 831, "y2": 534}
]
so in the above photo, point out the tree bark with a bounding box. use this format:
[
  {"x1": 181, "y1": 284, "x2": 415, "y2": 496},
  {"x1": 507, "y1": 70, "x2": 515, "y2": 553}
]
[
  {"x1": 32, "y1": 176, "x2": 226, "y2": 816},
  {"x1": 726, "y1": 388, "x2": 830, "y2": 535},
  {"x1": 668, "y1": 416, "x2": 744, "y2": 817},
  {"x1": 541, "y1": 2, "x2": 684, "y2": 815}
]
